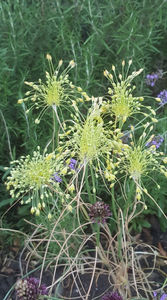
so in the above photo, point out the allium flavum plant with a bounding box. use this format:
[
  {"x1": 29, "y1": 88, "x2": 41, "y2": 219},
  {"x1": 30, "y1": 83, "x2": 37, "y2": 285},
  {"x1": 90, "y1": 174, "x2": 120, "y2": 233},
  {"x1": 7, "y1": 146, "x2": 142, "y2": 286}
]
[
  {"x1": 5, "y1": 57, "x2": 167, "y2": 219},
  {"x1": 5, "y1": 58, "x2": 167, "y2": 220},
  {"x1": 4, "y1": 57, "x2": 167, "y2": 299}
]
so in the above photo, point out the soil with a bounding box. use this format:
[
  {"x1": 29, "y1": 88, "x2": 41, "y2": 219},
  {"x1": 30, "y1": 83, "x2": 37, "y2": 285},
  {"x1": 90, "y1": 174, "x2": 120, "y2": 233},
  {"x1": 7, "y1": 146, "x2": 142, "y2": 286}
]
[{"x1": 1, "y1": 216, "x2": 167, "y2": 300}]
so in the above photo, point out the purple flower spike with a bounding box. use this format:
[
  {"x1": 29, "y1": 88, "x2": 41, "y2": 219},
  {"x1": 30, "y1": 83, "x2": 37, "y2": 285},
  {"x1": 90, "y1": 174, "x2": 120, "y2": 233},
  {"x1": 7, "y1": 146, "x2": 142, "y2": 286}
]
[
  {"x1": 15, "y1": 277, "x2": 48, "y2": 300},
  {"x1": 89, "y1": 201, "x2": 112, "y2": 224},
  {"x1": 146, "y1": 135, "x2": 164, "y2": 149},
  {"x1": 52, "y1": 172, "x2": 62, "y2": 182},
  {"x1": 157, "y1": 90, "x2": 167, "y2": 106},
  {"x1": 69, "y1": 158, "x2": 77, "y2": 170},
  {"x1": 101, "y1": 291, "x2": 123, "y2": 300}
]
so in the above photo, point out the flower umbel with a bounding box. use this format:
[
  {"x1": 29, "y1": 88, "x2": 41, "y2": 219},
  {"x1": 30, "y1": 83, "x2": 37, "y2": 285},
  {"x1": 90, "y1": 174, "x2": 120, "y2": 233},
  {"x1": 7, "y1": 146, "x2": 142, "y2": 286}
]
[
  {"x1": 15, "y1": 277, "x2": 48, "y2": 300},
  {"x1": 59, "y1": 103, "x2": 113, "y2": 165},
  {"x1": 119, "y1": 126, "x2": 165, "y2": 184},
  {"x1": 18, "y1": 55, "x2": 78, "y2": 123},
  {"x1": 5, "y1": 147, "x2": 63, "y2": 214},
  {"x1": 103, "y1": 60, "x2": 145, "y2": 124},
  {"x1": 89, "y1": 201, "x2": 112, "y2": 224},
  {"x1": 101, "y1": 291, "x2": 123, "y2": 300}
]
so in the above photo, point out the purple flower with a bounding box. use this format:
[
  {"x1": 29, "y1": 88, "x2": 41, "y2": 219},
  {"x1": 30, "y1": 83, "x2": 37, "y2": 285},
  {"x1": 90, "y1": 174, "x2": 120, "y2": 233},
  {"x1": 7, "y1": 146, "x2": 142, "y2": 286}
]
[
  {"x1": 89, "y1": 201, "x2": 112, "y2": 224},
  {"x1": 51, "y1": 172, "x2": 62, "y2": 182},
  {"x1": 160, "y1": 294, "x2": 167, "y2": 300},
  {"x1": 157, "y1": 89, "x2": 167, "y2": 106},
  {"x1": 101, "y1": 291, "x2": 123, "y2": 300},
  {"x1": 146, "y1": 70, "x2": 163, "y2": 87},
  {"x1": 153, "y1": 291, "x2": 167, "y2": 300},
  {"x1": 69, "y1": 158, "x2": 77, "y2": 170},
  {"x1": 15, "y1": 277, "x2": 48, "y2": 299},
  {"x1": 146, "y1": 135, "x2": 164, "y2": 149}
]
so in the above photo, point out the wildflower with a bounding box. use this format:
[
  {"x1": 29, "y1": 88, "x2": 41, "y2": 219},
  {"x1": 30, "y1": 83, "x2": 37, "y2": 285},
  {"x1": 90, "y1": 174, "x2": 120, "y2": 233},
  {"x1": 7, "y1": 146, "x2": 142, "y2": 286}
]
[
  {"x1": 5, "y1": 147, "x2": 63, "y2": 214},
  {"x1": 146, "y1": 135, "x2": 164, "y2": 149},
  {"x1": 59, "y1": 103, "x2": 113, "y2": 165},
  {"x1": 68, "y1": 158, "x2": 77, "y2": 170},
  {"x1": 146, "y1": 70, "x2": 163, "y2": 87},
  {"x1": 89, "y1": 201, "x2": 111, "y2": 224},
  {"x1": 119, "y1": 128, "x2": 165, "y2": 185},
  {"x1": 103, "y1": 60, "x2": 147, "y2": 124},
  {"x1": 153, "y1": 291, "x2": 167, "y2": 300},
  {"x1": 17, "y1": 55, "x2": 84, "y2": 123},
  {"x1": 51, "y1": 172, "x2": 62, "y2": 182},
  {"x1": 157, "y1": 90, "x2": 167, "y2": 106},
  {"x1": 15, "y1": 277, "x2": 48, "y2": 299},
  {"x1": 101, "y1": 291, "x2": 123, "y2": 300},
  {"x1": 160, "y1": 294, "x2": 167, "y2": 300}
]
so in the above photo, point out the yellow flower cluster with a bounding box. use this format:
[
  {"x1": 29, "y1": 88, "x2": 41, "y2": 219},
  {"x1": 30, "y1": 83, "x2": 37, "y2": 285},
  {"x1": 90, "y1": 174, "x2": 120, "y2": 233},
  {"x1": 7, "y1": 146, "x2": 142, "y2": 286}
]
[
  {"x1": 18, "y1": 55, "x2": 90, "y2": 124},
  {"x1": 103, "y1": 60, "x2": 156, "y2": 126},
  {"x1": 5, "y1": 147, "x2": 63, "y2": 216}
]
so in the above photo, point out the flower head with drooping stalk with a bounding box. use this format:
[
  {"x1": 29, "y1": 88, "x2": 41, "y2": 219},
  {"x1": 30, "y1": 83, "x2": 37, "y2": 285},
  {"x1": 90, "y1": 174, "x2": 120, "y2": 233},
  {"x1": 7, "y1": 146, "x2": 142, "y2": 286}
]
[
  {"x1": 15, "y1": 277, "x2": 48, "y2": 300},
  {"x1": 18, "y1": 54, "x2": 90, "y2": 124},
  {"x1": 5, "y1": 147, "x2": 64, "y2": 216},
  {"x1": 115, "y1": 124, "x2": 167, "y2": 199},
  {"x1": 103, "y1": 60, "x2": 157, "y2": 126}
]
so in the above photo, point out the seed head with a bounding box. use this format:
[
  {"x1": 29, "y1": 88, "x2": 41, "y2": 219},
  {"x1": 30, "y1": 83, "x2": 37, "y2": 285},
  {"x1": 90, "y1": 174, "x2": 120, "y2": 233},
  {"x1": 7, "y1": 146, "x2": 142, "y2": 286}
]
[
  {"x1": 89, "y1": 201, "x2": 112, "y2": 224},
  {"x1": 15, "y1": 277, "x2": 48, "y2": 299}
]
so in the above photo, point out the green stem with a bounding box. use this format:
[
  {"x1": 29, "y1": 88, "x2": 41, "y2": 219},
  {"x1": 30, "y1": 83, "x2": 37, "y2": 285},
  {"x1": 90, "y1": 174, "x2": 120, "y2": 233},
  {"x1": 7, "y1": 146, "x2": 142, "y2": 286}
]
[
  {"x1": 111, "y1": 186, "x2": 117, "y2": 220},
  {"x1": 52, "y1": 107, "x2": 59, "y2": 150},
  {"x1": 85, "y1": 165, "x2": 94, "y2": 204},
  {"x1": 124, "y1": 180, "x2": 135, "y2": 218},
  {"x1": 95, "y1": 223, "x2": 100, "y2": 247},
  {"x1": 90, "y1": 165, "x2": 96, "y2": 203}
]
